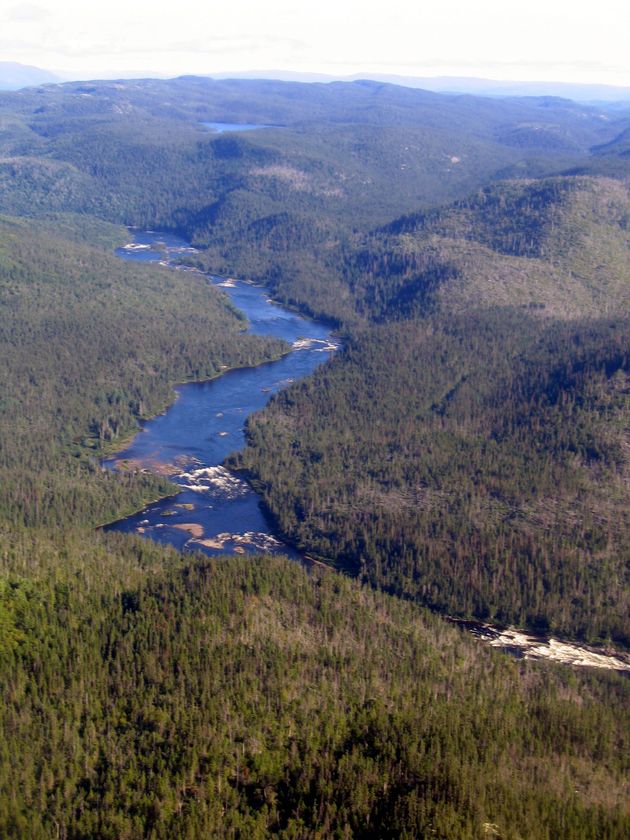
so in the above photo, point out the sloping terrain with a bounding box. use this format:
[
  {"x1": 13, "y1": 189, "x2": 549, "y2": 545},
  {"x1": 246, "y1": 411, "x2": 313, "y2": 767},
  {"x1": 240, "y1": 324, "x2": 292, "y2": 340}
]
[
  {"x1": 233, "y1": 177, "x2": 630, "y2": 644},
  {"x1": 0, "y1": 215, "x2": 284, "y2": 528},
  {"x1": 1, "y1": 542, "x2": 628, "y2": 839},
  {"x1": 189, "y1": 175, "x2": 630, "y2": 325},
  {"x1": 0, "y1": 77, "x2": 627, "y2": 241},
  {"x1": 344, "y1": 176, "x2": 630, "y2": 320},
  {"x1": 0, "y1": 78, "x2": 629, "y2": 838}
]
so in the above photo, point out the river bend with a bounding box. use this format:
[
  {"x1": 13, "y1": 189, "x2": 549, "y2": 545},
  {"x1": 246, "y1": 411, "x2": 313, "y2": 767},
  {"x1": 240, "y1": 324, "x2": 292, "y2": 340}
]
[{"x1": 103, "y1": 230, "x2": 337, "y2": 559}]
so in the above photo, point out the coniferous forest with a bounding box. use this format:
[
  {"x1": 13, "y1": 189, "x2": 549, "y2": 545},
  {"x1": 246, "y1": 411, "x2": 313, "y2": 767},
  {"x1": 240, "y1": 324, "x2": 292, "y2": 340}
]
[{"x1": 0, "y1": 77, "x2": 629, "y2": 838}]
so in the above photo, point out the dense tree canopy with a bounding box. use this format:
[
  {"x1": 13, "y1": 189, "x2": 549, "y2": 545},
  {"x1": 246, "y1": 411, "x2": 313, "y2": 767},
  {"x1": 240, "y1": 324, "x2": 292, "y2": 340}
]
[{"x1": 0, "y1": 76, "x2": 628, "y2": 838}]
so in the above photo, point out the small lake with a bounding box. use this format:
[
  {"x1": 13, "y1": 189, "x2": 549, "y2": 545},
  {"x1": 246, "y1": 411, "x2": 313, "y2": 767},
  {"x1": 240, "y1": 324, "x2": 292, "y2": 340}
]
[
  {"x1": 103, "y1": 231, "x2": 337, "y2": 559},
  {"x1": 201, "y1": 122, "x2": 271, "y2": 133}
]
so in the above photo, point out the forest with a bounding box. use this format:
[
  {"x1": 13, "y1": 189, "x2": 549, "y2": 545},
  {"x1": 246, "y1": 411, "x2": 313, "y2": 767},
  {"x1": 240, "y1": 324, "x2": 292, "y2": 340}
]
[
  {"x1": 0, "y1": 213, "x2": 285, "y2": 529},
  {"x1": 231, "y1": 176, "x2": 630, "y2": 645},
  {"x1": 0, "y1": 76, "x2": 629, "y2": 837},
  {"x1": 233, "y1": 313, "x2": 630, "y2": 643},
  {"x1": 1, "y1": 541, "x2": 628, "y2": 838}
]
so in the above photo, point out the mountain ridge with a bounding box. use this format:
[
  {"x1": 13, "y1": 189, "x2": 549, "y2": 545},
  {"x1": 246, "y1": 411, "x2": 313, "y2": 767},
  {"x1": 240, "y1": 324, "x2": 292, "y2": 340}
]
[{"x1": 0, "y1": 61, "x2": 61, "y2": 91}]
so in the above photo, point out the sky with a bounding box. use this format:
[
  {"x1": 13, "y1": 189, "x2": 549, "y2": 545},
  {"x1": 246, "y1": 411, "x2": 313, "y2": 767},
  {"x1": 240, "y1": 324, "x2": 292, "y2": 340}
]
[{"x1": 2, "y1": 0, "x2": 630, "y2": 86}]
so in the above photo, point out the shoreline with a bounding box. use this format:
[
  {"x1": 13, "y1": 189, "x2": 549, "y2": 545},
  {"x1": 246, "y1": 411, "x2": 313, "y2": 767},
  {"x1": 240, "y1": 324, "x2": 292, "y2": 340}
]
[
  {"x1": 96, "y1": 344, "x2": 295, "y2": 524},
  {"x1": 95, "y1": 491, "x2": 180, "y2": 531},
  {"x1": 446, "y1": 617, "x2": 630, "y2": 673},
  {"x1": 98, "y1": 236, "x2": 334, "y2": 541}
]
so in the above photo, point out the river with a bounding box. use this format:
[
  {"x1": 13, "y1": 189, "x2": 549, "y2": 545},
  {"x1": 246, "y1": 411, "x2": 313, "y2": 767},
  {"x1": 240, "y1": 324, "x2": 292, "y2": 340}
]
[
  {"x1": 103, "y1": 230, "x2": 337, "y2": 559},
  {"x1": 104, "y1": 231, "x2": 630, "y2": 675}
]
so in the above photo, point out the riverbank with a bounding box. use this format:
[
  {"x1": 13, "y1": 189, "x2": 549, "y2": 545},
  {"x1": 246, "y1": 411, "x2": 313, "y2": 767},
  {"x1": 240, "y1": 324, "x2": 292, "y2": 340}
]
[{"x1": 448, "y1": 618, "x2": 630, "y2": 673}]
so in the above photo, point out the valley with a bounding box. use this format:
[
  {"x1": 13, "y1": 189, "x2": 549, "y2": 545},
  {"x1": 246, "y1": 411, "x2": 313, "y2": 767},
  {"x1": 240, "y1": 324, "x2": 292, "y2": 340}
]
[
  {"x1": 0, "y1": 76, "x2": 628, "y2": 838},
  {"x1": 105, "y1": 228, "x2": 630, "y2": 673}
]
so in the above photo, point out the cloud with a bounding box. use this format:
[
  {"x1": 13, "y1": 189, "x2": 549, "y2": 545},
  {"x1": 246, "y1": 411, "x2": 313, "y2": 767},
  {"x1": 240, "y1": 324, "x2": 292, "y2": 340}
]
[
  {"x1": 7, "y1": 3, "x2": 49, "y2": 21},
  {"x1": 1, "y1": 0, "x2": 630, "y2": 87}
]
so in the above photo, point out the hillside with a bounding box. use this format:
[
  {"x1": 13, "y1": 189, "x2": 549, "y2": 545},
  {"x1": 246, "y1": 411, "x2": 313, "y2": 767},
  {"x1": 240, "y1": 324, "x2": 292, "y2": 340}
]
[
  {"x1": 1, "y1": 541, "x2": 628, "y2": 838},
  {"x1": 346, "y1": 175, "x2": 630, "y2": 321},
  {"x1": 1, "y1": 76, "x2": 620, "y2": 141},
  {"x1": 0, "y1": 77, "x2": 628, "y2": 243},
  {"x1": 0, "y1": 215, "x2": 284, "y2": 529},
  {"x1": 184, "y1": 175, "x2": 630, "y2": 326},
  {"x1": 232, "y1": 177, "x2": 630, "y2": 645},
  {"x1": 0, "y1": 77, "x2": 629, "y2": 838}
]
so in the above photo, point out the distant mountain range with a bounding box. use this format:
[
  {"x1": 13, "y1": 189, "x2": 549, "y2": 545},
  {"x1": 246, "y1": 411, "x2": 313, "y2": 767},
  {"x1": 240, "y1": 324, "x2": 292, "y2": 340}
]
[
  {"x1": 3, "y1": 60, "x2": 630, "y2": 104},
  {"x1": 207, "y1": 71, "x2": 630, "y2": 104},
  {"x1": 0, "y1": 61, "x2": 61, "y2": 90}
]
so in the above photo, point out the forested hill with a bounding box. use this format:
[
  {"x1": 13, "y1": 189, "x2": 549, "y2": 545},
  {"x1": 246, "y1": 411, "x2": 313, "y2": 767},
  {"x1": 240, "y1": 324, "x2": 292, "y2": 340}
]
[
  {"x1": 207, "y1": 174, "x2": 630, "y2": 324},
  {"x1": 2, "y1": 76, "x2": 620, "y2": 140},
  {"x1": 2, "y1": 543, "x2": 628, "y2": 838},
  {"x1": 1, "y1": 77, "x2": 629, "y2": 323},
  {"x1": 343, "y1": 175, "x2": 630, "y2": 321},
  {"x1": 0, "y1": 76, "x2": 629, "y2": 240},
  {"x1": 232, "y1": 175, "x2": 630, "y2": 645},
  {"x1": 1, "y1": 76, "x2": 630, "y2": 837}
]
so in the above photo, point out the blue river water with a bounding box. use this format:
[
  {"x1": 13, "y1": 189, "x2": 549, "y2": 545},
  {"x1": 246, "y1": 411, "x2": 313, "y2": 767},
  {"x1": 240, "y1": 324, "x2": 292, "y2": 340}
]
[{"x1": 103, "y1": 231, "x2": 337, "y2": 559}]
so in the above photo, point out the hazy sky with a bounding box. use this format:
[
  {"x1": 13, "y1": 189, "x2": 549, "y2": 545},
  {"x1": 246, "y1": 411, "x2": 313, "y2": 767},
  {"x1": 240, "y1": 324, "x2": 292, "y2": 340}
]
[{"x1": 2, "y1": 0, "x2": 630, "y2": 85}]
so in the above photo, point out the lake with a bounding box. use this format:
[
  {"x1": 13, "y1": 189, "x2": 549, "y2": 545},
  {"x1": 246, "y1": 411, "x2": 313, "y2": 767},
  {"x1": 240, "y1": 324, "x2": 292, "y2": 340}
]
[{"x1": 201, "y1": 122, "x2": 271, "y2": 133}]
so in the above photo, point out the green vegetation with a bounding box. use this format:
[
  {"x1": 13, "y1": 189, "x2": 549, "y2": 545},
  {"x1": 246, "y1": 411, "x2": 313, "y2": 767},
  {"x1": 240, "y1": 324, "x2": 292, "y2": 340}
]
[
  {"x1": 0, "y1": 77, "x2": 629, "y2": 837},
  {"x1": 232, "y1": 176, "x2": 630, "y2": 645},
  {"x1": 0, "y1": 77, "x2": 625, "y2": 242},
  {"x1": 1, "y1": 540, "x2": 628, "y2": 838},
  {"x1": 0, "y1": 214, "x2": 285, "y2": 528},
  {"x1": 234, "y1": 313, "x2": 630, "y2": 644}
]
